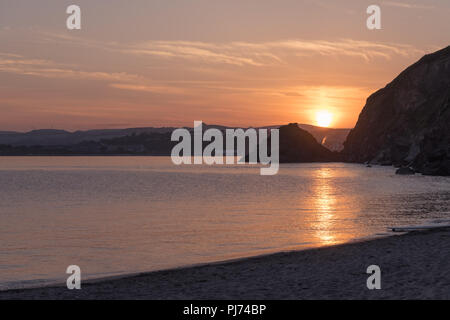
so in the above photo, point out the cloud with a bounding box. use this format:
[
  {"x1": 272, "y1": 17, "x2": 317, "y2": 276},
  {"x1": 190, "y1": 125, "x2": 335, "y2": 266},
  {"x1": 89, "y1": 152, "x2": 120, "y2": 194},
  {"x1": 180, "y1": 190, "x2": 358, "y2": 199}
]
[
  {"x1": 109, "y1": 83, "x2": 187, "y2": 94},
  {"x1": 382, "y1": 1, "x2": 436, "y2": 10},
  {"x1": 36, "y1": 31, "x2": 424, "y2": 66},
  {"x1": 122, "y1": 39, "x2": 422, "y2": 64},
  {"x1": 0, "y1": 32, "x2": 428, "y2": 104},
  {"x1": 0, "y1": 52, "x2": 23, "y2": 58},
  {"x1": 0, "y1": 55, "x2": 140, "y2": 82},
  {"x1": 125, "y1": 42, "x2": 265, "y2": 66},
  {"x1": 243, "y1": 39, "x2": 421, "y2": 61}
]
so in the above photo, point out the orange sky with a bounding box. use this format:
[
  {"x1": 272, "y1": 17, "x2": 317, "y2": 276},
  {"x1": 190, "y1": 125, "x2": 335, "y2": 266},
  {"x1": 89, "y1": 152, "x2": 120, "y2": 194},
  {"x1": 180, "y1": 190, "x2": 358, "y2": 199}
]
[{"x1": 0, "y1": 0, "x2": 449, "y2": 131}]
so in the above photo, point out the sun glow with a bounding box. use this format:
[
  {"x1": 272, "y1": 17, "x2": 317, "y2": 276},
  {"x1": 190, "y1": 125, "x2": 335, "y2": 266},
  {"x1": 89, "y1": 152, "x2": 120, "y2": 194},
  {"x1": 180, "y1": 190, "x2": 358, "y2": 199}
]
[{"x1": 315, "y1": 110, "x2": 333, "y2": 127}]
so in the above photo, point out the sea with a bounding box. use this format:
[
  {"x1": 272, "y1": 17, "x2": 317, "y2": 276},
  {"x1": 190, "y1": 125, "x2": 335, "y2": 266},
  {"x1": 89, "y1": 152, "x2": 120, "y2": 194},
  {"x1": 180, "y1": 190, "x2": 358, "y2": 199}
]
[{"x1": 1, "y1": 156, "x2": 449, "y2": 290}]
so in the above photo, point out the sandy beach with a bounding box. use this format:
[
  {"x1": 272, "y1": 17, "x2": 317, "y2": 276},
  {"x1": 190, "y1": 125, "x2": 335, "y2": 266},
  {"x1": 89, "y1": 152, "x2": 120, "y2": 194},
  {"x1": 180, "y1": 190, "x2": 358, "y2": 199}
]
[{"x1": 1, "y1": 228, "x2": 449, "y2": 300}]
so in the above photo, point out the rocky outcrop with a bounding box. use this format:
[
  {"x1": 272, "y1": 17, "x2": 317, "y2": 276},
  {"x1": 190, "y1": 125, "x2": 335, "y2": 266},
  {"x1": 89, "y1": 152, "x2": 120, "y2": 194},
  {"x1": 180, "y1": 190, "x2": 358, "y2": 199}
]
[
  {"x1": 246, "y1": 123, "x2": 340, "y2": 163},
  {"x1": 278, "y1": 123, "x2": 341, "y2": 162},
  {"x1": 343, "y1": 46, "x2": 450, "y2": 176},
  {"x1": 395, "y1": 167, "x2": 415, "y2": 175}
]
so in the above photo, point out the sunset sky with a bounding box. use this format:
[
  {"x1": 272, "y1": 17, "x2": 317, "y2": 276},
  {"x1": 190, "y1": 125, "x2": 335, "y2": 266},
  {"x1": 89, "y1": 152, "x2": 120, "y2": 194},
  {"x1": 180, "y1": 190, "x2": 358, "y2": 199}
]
[{"x1": 0, "y1": 0, "x2": 449, "y2": 131}]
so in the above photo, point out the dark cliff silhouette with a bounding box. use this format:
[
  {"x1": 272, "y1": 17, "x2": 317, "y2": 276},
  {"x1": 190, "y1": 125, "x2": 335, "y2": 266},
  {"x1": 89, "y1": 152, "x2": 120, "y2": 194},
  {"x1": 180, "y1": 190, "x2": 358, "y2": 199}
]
[
  {"x1": 278, "y1": 123, "x2": 341, "y2": 162},
  {"x1": 343, "y1": 46, "x2": 450, "y2": 176},
  {"x1": 246, "y1": 123, "x2": 341, "y2": 163}
]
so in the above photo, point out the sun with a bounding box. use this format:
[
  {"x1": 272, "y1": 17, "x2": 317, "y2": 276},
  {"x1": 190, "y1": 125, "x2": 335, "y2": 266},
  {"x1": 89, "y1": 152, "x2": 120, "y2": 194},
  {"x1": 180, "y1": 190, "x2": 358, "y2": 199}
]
[{"x1": 315, "y1": 110, "x2": 333, "y2": 127}]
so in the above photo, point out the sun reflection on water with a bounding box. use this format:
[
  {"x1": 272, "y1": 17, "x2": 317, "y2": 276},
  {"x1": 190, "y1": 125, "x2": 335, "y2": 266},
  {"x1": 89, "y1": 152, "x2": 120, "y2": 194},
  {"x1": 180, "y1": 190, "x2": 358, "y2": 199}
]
[
  {"x1": 314, "y1": 168, "x2": 338, "y2": 244},
  {"x1": 312, "y1": 168, "x2": 354, "y2": 246}
]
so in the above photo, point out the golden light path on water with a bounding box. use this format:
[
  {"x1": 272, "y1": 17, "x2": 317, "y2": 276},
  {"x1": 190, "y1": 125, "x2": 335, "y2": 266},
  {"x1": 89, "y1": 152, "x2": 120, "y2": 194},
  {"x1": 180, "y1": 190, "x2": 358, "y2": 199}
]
[
  {"x1": 309, "y1": 167, "x2": 359, "y2": 246},
  {"x1": 1, "y1": 157, "x2": 449, "y2": 290},
  {"x1": 314, "y1": 168, "x2": 339, "y2": 245}
]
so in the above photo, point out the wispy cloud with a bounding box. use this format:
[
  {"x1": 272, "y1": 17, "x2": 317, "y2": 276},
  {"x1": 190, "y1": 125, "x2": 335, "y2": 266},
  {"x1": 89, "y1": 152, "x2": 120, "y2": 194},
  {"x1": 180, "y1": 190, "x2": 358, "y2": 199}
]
[
  {"x1": 37, "y1": 31, "x2": 424, "y2": 66},
  {"x1": 110, "y1": 83, "x2": 188, "y2": 94},
  {"x1": 0, "y1": 52, "x2": 23, "y2": 58},
  {"x1": 382, "y1": 1, "x2": 436, "y2": 10},
  {"x1": 0, "y1": 55, "x2": 140, "y2": 82},
  {"x1": 0, "y1": 35, "x2": 426, "y2": 99},
  {"x1": 122, "y1": 39, "x2": 423, "y2": 64},
  {"x1": 124, "y1": 42, "x2": 266, "y2": 66}
]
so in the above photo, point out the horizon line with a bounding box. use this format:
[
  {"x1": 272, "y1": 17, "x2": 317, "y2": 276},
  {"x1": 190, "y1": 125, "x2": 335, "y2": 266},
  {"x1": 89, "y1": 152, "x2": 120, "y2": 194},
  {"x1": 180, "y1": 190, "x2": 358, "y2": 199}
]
[{"x1": 0, "y1": 122, "x2": 353, "y2": 134}]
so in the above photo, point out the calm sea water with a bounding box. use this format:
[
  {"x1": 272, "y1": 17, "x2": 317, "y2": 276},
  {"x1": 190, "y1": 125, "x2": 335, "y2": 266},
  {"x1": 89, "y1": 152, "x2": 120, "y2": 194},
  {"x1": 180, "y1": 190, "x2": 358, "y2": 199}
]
[{"x1": 0, "y1": 156, "x2": 449, "y2": 290}]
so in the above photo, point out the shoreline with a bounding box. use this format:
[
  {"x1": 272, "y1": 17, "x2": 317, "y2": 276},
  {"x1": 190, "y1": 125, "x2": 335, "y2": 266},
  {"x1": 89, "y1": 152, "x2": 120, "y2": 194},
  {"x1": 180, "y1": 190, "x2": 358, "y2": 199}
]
[
  {"x1": 0, "y1": 230, "x2": 393, "y2": 292},
  {"x1": 1, "y1": 227, "x2": 449, "y2": 300}
]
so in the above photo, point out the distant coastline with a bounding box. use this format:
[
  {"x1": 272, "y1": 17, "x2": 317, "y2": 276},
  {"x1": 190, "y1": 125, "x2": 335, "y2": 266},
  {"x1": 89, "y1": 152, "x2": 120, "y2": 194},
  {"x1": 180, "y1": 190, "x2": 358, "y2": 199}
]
[{"x1": 0, "y1": 123, "x2": 350, "y2": 157}]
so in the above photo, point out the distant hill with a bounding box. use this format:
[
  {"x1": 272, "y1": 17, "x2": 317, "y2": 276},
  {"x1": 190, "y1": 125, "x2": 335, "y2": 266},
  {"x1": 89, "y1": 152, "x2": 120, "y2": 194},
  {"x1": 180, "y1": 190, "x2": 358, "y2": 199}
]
[
  {"x1": 0, "y1": 123, "x2": 350, "y2": 152},
  {"x1": 0, "y1": 127, "x2": 175, "y2": 147},
  {"x1": 343, "y1": 46, "x2": 450, "y2": 175},
  {"x1": 246, "y1": 123, "x2": 341, "y2": 163}
]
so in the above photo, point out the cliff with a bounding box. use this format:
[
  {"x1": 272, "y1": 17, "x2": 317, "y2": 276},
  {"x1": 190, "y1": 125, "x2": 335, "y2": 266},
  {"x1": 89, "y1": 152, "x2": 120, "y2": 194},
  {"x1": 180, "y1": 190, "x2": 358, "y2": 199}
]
[
  {"x1": 343, "y1": 46, "x2": 450, "y2": 175},
  {"x1": 246, "y1": 123, "x2": 340, "y2": 163}
]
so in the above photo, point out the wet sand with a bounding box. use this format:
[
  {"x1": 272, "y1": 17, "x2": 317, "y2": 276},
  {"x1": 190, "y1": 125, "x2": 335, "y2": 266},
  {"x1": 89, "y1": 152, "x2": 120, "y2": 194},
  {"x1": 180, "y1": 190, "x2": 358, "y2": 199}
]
[{"x1": 1, "y1": 228, "x2": 449, "y2": 300}]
